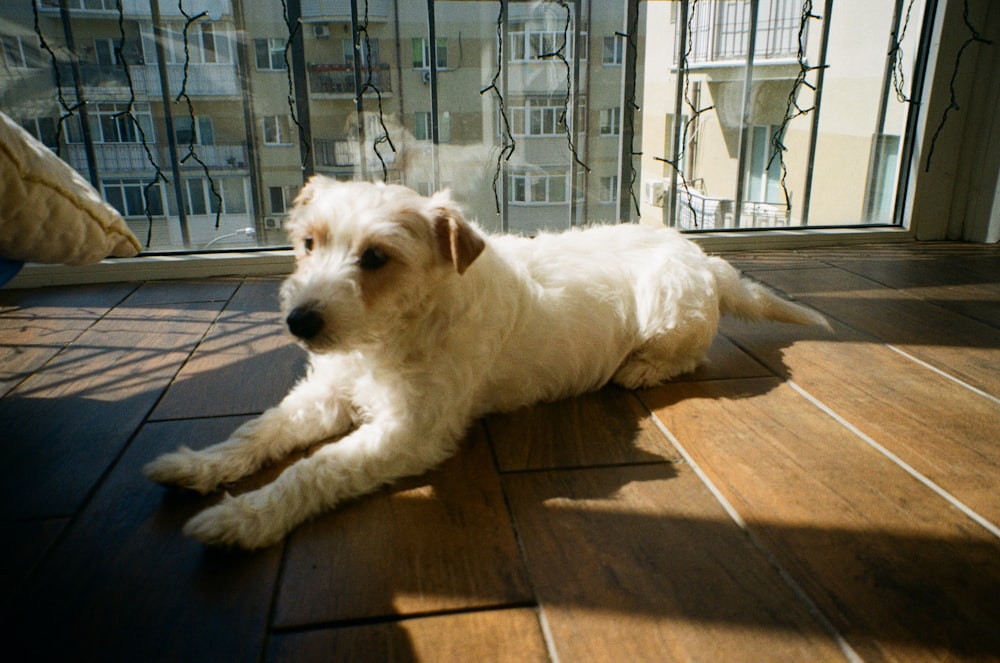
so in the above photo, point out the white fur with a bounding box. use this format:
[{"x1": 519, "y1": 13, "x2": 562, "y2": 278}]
[{"x1": 145, "y1": 179, "x2": 827, "y2": 548}]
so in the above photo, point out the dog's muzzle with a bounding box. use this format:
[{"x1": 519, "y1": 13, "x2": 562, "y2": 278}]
[{"x1": 286, "y1": 306, "x2": 324, "y2": 341}]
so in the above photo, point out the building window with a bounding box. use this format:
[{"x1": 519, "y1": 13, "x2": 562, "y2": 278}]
[
  {"x1": 511, "y1": 98, "x2": 563, "y2": 137},
  {"x1": 217, "y1": 177, "x2": 247, "y2": 215},
  {"x1": 414, "y1": 111, "x2": 450, "y2": 142},
  {"x1": 93, "y1": 38, "x2": 120, "y2": 66},
  {"x1": 183, "y1": 177, "x2": 245, "y2": 216},
  {"x1": 262, "y1": 115, "x2": 292, "y2": 145},
  {"x1": 139, "y1": 23, "x2": 231, "y2": 65},
  {"x1": 600, "y1": 107, "x2": 620, "y2": 136},
  {"x1": 88, "y1": 102, "x2": 154, "y2": 143},
  {"x1": 509, "y1": 23, "x2": 560, "y2": 62},
  {"x1": 746, "y1": 125, "x2": 783, "y2": 204},
  {"x1": 412, "y1": 37, "x2": 448, "y2": 69},
  {"x1": 345, "y1": 37, "x2": 380, "y2": 68},
  {"x1": 509, "y1": 170, "x2": 568, "y2": 204},
  {"x1": 2, "y1": 35, "x2": 42, "y2": 69},
  {"x1": 602, "y1": 36, "x2": 623, "y2": 65},
  {"x1": 18, "y1": 117, "x2": 57, "y2": 148},
  {"x1": 600, "y1": 175, "x2": 618, "y2": 204},
  {"x1": 254, "y1": 38, "x2": 287, "y2": 71},
  {"x1": 174, "y1": 116, "x2": 215, "y2": 145},
  {"x1": 103, "y1": 179, "x2": 165, "y2": 217},
  {"x1": 268, "y1": 186, "x2": 287, "y2": 214}
]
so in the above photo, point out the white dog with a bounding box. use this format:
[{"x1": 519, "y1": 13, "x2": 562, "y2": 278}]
[{"x1": 145, "y1": 178, "x2": 827, "y2": 548}]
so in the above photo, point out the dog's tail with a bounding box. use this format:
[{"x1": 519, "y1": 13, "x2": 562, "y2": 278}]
[{"x1": 710, "y1": 257, "x2": 831, "y2": 329}]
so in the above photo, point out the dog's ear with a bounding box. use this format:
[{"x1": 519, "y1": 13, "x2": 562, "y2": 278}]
[
  {"x1": 430, "y1": 191, "x2": 485, "y2": 275},
  {"x1": 292, "y1": 175, "x2": 332, "y2": 210}
]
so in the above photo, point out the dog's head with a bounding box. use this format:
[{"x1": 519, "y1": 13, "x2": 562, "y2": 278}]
[{"x1": 279, "y1": 177, "x2": 486, "y2": 351}]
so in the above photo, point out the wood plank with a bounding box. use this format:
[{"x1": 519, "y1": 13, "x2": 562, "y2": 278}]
[
  {"x1": 0, "y1": 282, "x2": 137, "y2": 397},
  {"x1": 750, "y1": 265, "x2": 1000, "y2": 396},
  {"x1": 800, "y1": 244, "x2": 1000, "y2": 327},
  {"x1": 273, "y1": 422, "x2": 533, "y2": 628},
  {"x1": 0, "y1": 517, "x2": 67, "y2": 620},
  {"x1": 720, "y1": 316, "x2": 1000, "y2": 525},
  {"x1": 150, "y1": 279, "x2": 306, "y2": 420},
  {"x1": 639, "y1": 378, "x2": 1000, "y2": 662},
  {"x1": 503, "y1": 463, "x2": 848, "y2": 663},
  {"x1": 6, "y1": 415, "x2": 282, "y2": 663},
  {"x1": 150, "y1": 320, "x2": 305, "y2": 420},
  {"x1": 0, "y1": 299, "x2": 223, "y2": 518},
  {"x1": 720, "y1": 250, "x2": 830, "y2": 272},
  {"x1": 676, "y1": 332, "x2": 776, "y2": 382},
  {"x1": 487, "y1": 387, "x2": 681, "y2": 472},
  {"x1": 486, "y1": 337, "x2": 769, "y2": 472},
  {"x1": 266, "y1": 608, "x2": 549, "y2": 663},
  {"x1": 120, "y1": 278, "x2": 241, "y2": 307}
]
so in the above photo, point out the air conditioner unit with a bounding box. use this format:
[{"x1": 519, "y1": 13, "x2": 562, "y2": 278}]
[
  {"x1": 643, "y1": 180, "x2": 665, "y2": 207},
  {"x1": 264, "y1": 216, "x2": 282, "y2": 230},
  {"x1": 313, "y1": 25, "x2": 331, "y2": 39}
]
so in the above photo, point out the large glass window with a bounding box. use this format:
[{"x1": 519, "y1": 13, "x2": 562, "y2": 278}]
[{"x1": 0, "y1": 0, "x2": 942, "y2": 252}]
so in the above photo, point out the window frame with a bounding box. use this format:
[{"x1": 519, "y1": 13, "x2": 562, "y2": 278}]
[
  {"x1": 254, "y1": 38, "x2": 287, "y2": 71},
  {"x1": 2, "y1": 35, "x2": 43, "y2": 70},
  {"x1": 103, "y1": 179, "x2": 166, "y2": 218},
  {"x1": 261, "y1": 115, "x2": 292, "y2": 146},
  {"x1": 411, "y1": 37, "x2": 448, "y2": 70},
  {"x1": 9, "y1": 0, "x2": 996, "y2": 289}
]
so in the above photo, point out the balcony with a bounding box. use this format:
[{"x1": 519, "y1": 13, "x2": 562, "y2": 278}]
[
  {"x1": 301, "y1": 0, "x2": 388, "y2": 22},
  {"x1": 681, "y1": 0, "x2": 802, "y2": 66},
  {"x1": 57, "y1": 63, "x2": 240, "y2": 99},
  {"x1": 64, "y1": 142, "x2": 247, "y2": 174},
  {"x1": 38, "y1": 0, "x2": 233, "y2": 18},
  {"x1": 314, "y1": 138, "x2": 396, "y2": 168},
  {"x1": 307, "y1": 63, "x2": 392, "y2": 96},
  {"x1": 668, "y1": 182, "x2": 790, "y2": 229}
]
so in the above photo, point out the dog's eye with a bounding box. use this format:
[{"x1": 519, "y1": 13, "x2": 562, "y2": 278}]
[
  {"x1": 303, "y1": 236, "x2": 314, "y2": 255},
  {"x1": 358, "y1": 247, "x2": 389, "y2": 271}
]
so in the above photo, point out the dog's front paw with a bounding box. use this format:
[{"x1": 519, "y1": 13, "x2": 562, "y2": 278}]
[
  {"x1": 183, "y1": 493, "x2": 288, "y2": 550},
  {"x1": 144, "y1": 447, "x2": 223, "y2": 494}
]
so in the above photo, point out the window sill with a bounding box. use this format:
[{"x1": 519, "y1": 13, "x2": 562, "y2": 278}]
[
  {"x1": 6, "y1": 250, "x2": 295, "y2": 289},
  {"x1": 4, "y1": 226, "x2": 916, "y2": 289}
]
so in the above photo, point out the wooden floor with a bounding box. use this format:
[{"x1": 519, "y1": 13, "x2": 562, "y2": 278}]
[{"x1": 1, "y1": 242, "x2": 998, "y2": 662}]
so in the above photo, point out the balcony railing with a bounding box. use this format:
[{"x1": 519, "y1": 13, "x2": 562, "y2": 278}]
[
  {"x1": 681, "y1": 0, "x2": 802, "y2": 65},
  {"x1": 38, "y1": 0, "x2": 233, "y2": 18},
  {"x1": 673, "y1": 183, "x2": 790, "y2": 229},
  {"x1": 314, "y1": 138, "x2": 396, "y2": 168},
  {"x1": 301, "y1": 0, "x2": 388, "y2": 22},
  {"x1": 57, "y1": 63, "x2": 240, "y2": 98},
  {"x1": 64, "y1": 142, "x2": 247, "y2": 174},
  {"x1": 307, "y1": 63, "x2": 391, "y2": 95}
]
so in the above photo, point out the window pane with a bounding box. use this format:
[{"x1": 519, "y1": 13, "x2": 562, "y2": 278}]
[
  {"x1": 187, "y1": 179, "x2": 206, "y2": 215},
  {"x1": 530, "y1": 176, "x2": 546, "y2": 202},
  {"x1": 263, "y1": 116, "x2": 277, "y2": 143},
  {"x1": 175, "y1": 117, "x2": 194, "y2": 145},
  {"x1": 202, "y1": 25, "x2": 216, "y2": 63},
  {"x1": 549, "y1": 175, "x2": 566, "y2": 202},
  {"x1": 268, "y1": 186, "x2": 285, "y2": 213},
  {"x1": 223, "y1": 178, "x2": 246, "y2": 214},
  {"x1": 254, "y1": 39, "x2": 269, "y2": 69},
  {"x1": 104, "y1": 186, "x2": 125, "y2": 216},
  {"x1": 145, "y1": 184, "x2": 164, "y2": 216},
  {"x1": 123, "y1": 184, "x2": 144, "y2": 216}
]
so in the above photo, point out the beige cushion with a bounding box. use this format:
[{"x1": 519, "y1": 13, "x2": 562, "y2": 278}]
[{"x1": 0, "y1": 110, "x2": 140, "y2": 266}]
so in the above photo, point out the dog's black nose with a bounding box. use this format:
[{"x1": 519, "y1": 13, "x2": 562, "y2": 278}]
[{"x1": 286, "y1": 306, "x2": 324, "y2": 340}]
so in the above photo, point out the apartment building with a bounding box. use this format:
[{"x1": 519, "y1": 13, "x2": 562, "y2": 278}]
[
  {"x1": 1, "y1": 0, "x2": 641, "y2": 249},
  {"x1": 639, "y1": 0, "x2": 929, "y2": 230}
]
